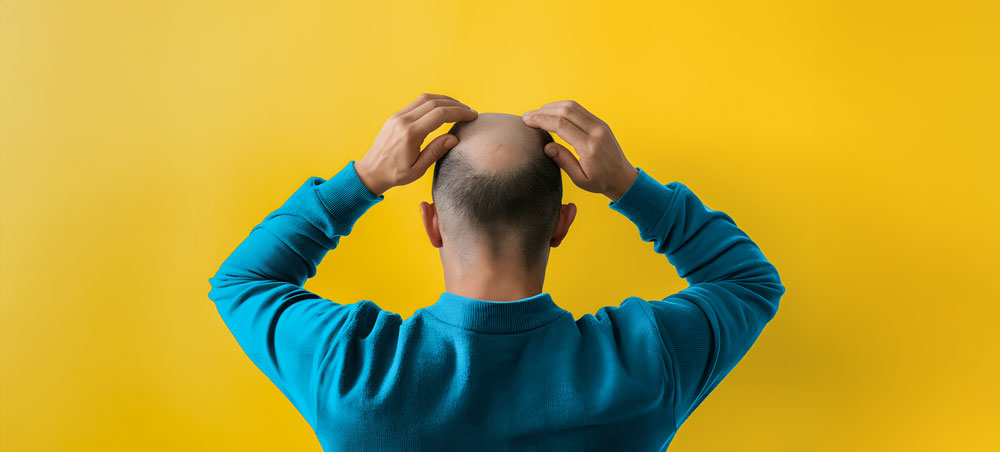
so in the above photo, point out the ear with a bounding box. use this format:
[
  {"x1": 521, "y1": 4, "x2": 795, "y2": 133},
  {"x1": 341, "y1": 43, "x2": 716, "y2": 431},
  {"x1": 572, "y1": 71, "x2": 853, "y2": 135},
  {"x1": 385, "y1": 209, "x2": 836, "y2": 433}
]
[
  {"x1": 549, "y1": 202, "x2": 577, "y2": 247},
  {"x1": 420, "y1": 201, "x2": 443, "y2": 248}
]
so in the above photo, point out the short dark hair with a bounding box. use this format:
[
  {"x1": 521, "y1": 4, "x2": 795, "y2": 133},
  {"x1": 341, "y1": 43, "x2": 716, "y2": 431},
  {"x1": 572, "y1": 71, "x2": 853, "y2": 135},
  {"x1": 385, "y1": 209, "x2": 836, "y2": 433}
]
[{"x1": 431, "y1": 121, "x2": 561, "y2": 271}]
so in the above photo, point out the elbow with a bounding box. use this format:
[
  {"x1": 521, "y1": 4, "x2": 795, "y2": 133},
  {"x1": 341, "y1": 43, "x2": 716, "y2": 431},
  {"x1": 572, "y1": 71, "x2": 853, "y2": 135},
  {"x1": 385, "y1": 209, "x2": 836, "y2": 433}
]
[
  {"x1": 731, "y1": 260, "x2": 784, "y2": 299},
  {"x1": 208, "y1": 269, "x2": 229, "y2": 294},
  {"x1": 717, "y1": 247, "x2": 785, "y2": 320},
  {"x1": 765, "y1": 280, "x2": 785, "y2": 319},
  {"x1": 208, "y1": 275, "x2": 222, "y2": 300},
  {"x1": 208, "y1": 262, "x2": 254, "y2": 292},
  {"x1": 739, "y1": 266, "x2": 785, "y2": 319},
  {"x1": 207, "y1": 271, "x2": 243, "y2": 308},
  {"x1": 207, "y1": 274, "x2": 227, "y2": 306},
  {"x1": 760, "y1": 266, "x2": 785, "y2": 318}
]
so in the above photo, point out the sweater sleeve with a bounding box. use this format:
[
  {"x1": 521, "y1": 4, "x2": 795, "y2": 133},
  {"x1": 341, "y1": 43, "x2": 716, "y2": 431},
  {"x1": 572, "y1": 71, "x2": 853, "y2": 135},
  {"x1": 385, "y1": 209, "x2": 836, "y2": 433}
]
[
  {"x1": 608, "y1": 167, "x2": 785, "y2": 429},
  {"x1": 207, "y1": 160, "x2": 383, "y2": 428}
]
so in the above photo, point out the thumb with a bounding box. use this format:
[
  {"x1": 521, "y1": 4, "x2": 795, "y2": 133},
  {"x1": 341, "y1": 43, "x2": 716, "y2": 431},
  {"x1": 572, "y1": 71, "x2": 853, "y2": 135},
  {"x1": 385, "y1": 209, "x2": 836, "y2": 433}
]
[
  {"x1": 544, "y1": 142, "x2": 587, "y2": 186},
  {"x1": 414, "y1": 133, "x2": 458, "y2": 173}
]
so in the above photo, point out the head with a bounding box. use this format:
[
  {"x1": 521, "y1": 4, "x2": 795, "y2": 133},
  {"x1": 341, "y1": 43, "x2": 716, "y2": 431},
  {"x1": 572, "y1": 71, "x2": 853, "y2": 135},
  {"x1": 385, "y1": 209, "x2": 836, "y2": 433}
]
[{"x1": 420, "y1": 113, "x2": 576, "y2": 273}]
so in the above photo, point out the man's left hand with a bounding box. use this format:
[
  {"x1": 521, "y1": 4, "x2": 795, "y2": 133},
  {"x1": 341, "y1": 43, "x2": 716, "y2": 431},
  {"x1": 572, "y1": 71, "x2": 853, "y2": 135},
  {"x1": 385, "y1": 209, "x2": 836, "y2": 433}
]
[{"x1": 355, "y1": 93, "x2": 478, "y2": 196}]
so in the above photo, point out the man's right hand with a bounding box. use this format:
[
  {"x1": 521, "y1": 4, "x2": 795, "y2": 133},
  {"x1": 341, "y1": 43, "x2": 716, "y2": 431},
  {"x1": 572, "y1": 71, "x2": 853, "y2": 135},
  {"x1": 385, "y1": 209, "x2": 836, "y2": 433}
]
[{"x1": 522, "y1": 101, "x2": 639, "y2": 202}]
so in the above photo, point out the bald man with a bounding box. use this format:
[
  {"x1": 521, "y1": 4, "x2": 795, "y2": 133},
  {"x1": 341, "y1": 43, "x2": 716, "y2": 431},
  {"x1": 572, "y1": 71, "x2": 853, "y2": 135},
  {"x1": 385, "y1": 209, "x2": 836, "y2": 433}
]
[
  {"x1": 424, "y1": 112, "x2": 572, "y2": 301},
  {"x1": 208, "y1": 94, "x2": 785, "y2": 451}
]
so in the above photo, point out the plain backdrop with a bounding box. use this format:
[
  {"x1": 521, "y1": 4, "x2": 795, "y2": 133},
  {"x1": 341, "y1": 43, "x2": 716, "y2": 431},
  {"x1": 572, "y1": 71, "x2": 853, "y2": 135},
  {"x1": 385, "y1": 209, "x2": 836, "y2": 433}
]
[{"x1": 1, "y1": 0, "x2": 998, "y2": 450}]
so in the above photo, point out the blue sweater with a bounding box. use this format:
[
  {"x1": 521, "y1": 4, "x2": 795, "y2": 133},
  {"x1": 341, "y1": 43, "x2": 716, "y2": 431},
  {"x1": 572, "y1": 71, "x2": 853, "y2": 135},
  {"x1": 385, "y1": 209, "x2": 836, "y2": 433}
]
[{"x1": 208, "y1": 160, "x2": 785, "y2": 451}]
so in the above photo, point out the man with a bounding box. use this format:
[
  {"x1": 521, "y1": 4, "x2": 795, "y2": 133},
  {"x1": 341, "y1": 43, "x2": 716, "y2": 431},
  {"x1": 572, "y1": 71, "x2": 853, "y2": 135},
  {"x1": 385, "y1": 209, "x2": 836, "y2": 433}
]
[{"x1": 208, "y1": 94, "x2": 785, "y2": 451}]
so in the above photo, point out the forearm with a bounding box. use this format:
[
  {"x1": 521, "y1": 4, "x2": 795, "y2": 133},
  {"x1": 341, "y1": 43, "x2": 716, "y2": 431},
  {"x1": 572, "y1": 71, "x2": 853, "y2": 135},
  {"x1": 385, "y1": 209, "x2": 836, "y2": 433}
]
[
  {"x1": 209, "y1": 161, "x2": 384, "y2": 289},
  {"x1": 207, "y1": 160, "x2": 385, "y2": 361},
  {"x1": 609, "y1": 168, "x2": 783, "y2": 295}
]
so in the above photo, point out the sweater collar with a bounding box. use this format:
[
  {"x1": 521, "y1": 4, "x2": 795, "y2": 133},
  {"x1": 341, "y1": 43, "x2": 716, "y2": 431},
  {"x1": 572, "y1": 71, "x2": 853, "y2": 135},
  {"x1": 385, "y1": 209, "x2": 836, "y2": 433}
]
[{"x1": 425, "y1": 291, "x2": 569, "y2": 334}]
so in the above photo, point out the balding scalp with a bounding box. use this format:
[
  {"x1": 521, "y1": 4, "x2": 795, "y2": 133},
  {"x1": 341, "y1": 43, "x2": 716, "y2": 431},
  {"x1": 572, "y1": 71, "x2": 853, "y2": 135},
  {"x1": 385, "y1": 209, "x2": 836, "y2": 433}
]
[{"x1": 432, "y1": 113, "x2": 560, "y2": 271}]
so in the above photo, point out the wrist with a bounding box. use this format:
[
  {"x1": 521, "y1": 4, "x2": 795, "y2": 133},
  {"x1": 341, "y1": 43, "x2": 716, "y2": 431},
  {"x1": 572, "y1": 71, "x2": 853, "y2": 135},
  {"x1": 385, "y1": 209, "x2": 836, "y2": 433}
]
[
  {"x1": 604, "y1": 167, "x2": 639, "y2": 202},
  {"x1": 353, "y1": 160, "x2": 390, "y2": 196}
]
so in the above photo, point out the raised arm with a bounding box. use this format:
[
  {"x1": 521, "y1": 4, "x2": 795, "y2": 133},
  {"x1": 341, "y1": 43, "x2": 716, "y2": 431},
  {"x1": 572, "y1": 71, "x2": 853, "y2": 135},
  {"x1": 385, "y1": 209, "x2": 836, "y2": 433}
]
[
  {"x1": 607, "y1": 169, "x2": 784, "y2": 428},
  {"x1": 522, "y1": 101, "x2": 785, "y2": 430},
  {"x1": 207, "y1": 160, "x2": 384, "y2": 427},
  {"x1": 208, "y1": 93, "x2": 476, "y2": 427}
]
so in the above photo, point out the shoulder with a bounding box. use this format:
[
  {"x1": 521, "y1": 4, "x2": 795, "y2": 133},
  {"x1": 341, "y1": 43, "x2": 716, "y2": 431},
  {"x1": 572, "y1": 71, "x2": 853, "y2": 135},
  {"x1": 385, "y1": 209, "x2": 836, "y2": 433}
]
[
  {"x1": 574, "y1": 297, "x2": 662, "y2": 343},
  {"x1": 339, "y1": 300, "x2": 403, "y2": 339}
]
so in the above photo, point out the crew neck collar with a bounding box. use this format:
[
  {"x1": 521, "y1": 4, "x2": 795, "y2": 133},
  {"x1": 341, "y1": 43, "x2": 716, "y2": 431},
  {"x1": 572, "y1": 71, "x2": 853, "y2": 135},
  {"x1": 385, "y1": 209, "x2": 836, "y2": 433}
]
[{"x1": 424, "y1": 291, "x2": 569, "y2": 334}]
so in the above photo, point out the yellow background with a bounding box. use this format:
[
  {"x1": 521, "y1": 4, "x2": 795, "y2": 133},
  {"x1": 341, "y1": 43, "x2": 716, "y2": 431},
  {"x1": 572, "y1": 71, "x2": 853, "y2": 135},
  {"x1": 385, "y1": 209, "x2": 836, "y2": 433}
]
[{"x1": 2, "y1": 0, "x2": 998, "y2": 450}]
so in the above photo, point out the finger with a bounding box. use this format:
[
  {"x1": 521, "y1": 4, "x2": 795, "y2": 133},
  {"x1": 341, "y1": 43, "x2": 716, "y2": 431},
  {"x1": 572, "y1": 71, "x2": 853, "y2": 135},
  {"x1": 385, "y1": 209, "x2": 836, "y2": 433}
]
[
  {"x1": 538, "y1": 100, "x2": 602, "y2": 122},
  {"x1": 400, "y1": 98, "x2": 473, "y2": 123},
  {"x1": 397, "y1": 93, "x2": 470, "y2": 117},
  {"x1": 412, "y1": 133, "x2": 459, "y2": 174},
  {"x1": 542, "y1": 142, "x2": 589, "y2": 185},
  {"x1": 526, "y1": 101, "x2": 603, "y2": 133},
  {"x1": 521, "y1": 113, "x2": 589, "y2": 147},
  {"x1": 411, "y1": 106, "x2": 478, "y2": 137}
]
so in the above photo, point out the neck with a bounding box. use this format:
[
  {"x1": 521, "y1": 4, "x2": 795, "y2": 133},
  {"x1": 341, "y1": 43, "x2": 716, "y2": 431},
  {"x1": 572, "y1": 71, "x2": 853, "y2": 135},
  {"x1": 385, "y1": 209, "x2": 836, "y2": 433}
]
[{"x1": 441, "y1": 248, "x2": 547, "y2": 302}]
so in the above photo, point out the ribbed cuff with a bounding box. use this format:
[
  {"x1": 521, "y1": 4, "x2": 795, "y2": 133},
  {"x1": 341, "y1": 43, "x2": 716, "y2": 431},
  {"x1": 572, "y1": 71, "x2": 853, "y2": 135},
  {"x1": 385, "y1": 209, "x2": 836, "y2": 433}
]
[
  {"x1": 315, "y1": 160, "x2": 385, "y2": 226},
  {"x1": 608, "y1": 167, "x2": 681, "y2": 234}
]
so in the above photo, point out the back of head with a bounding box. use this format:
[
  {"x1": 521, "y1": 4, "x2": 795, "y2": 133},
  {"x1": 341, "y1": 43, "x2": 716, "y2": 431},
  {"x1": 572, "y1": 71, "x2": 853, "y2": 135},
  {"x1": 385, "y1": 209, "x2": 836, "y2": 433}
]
[{"x1": 431, "y1": 113, "x2": 561, "y2": 271}]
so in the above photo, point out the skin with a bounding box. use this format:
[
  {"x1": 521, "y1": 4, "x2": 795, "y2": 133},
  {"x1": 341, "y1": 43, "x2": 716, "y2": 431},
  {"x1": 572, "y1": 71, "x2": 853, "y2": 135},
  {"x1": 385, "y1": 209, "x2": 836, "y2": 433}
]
[
  {"x1": 355, "y1": 94, "x2": 638, "y2": 302},
  {"x1": 421, "y1": 112, "x2": 577, "y2": 302}
]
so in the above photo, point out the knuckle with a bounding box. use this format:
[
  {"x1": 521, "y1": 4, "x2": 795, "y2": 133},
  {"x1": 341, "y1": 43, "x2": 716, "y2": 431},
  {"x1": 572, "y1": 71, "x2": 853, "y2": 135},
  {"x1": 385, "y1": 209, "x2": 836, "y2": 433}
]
[
  {"x1": 429, "y1": 107, "x2": 447, "y2": 120},
  {"x1": 404, "y1": 125, "x2": 420, "y2": 139},
  {"x1": 418, "y1": 93, "x2": 433, "y2": 102}
]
